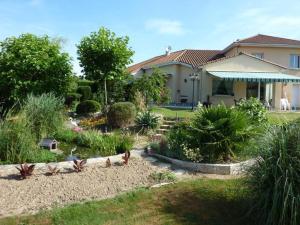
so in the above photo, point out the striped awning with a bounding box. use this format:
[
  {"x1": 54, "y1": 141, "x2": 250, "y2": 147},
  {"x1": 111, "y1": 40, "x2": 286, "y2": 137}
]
[{"x1": 208, "y1": 71, "x2": 300, "y2": 82}]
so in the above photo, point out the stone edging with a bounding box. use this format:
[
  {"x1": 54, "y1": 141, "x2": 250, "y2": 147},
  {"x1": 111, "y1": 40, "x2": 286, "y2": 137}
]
[
  {"x1": 0, "y1": 151, "x2": 136, "y2": 174},
  {"x1": 149, "y1": 153, "x2": 256, "y2": 175}
]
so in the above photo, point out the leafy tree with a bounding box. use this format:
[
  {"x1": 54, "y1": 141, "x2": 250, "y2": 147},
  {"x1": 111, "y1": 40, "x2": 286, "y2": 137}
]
[
  {"x1": 0, "y1": 34, "x2": 73, "y2": 114},
  {"x1": 77, "y1": 27, "x2": 134, "y2": 106},
  {"x1": 133, "y1": 68, "x2": 170, "y2": 106}
]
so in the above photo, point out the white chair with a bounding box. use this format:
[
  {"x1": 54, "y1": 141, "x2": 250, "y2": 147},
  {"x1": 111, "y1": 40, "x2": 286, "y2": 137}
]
[{"x1": 280, "y1": 98, "x2": 291, "y2": 111}]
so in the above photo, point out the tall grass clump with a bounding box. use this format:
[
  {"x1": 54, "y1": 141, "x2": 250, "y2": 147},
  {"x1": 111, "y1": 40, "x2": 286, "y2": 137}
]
[
  {"x1": 21, "y1": 93, "x2": 65, "y2": 142},
  {"x1": 248, "y1": 123, "x2": 300, "y2": 225},
  {"x1": 0, "y1": 118, "x2": 37, "y2": 163}
]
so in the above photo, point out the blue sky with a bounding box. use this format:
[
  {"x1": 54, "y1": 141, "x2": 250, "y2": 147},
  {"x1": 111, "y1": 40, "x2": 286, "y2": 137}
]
[{"x1": 1, "y1": 0, "x2": 300, "y2": 74}]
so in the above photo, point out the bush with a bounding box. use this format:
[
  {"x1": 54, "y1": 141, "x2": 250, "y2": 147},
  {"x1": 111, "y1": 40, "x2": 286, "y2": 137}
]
[
  {"x1": 163, "y1": 105, "x2": 258, "y2": 163},
  {"x1": 77, "y1": 86, "x2": 92, "y2": 101},
  {"x1": 76, "y1": 100, "x2": 101, "y2": 114},
  {"x1": 108, "y1": 102, "x2": 136, "y2": 128},
  {"x1": 65, "y1": 92, "x2": 82, "y2": 107},
  {"x1": 21, "y1": 93, "x2": 65, "y2": 142},
  {"x1": 115, "y1": 135, "x2": 134, "y2": 154},
  {"x1": 77, "y1": 79, "x2": 94, "y2": 87},
  {"x1": 248, "y1": 123, "x2": 300, "y2": 225},
  {"x1": 236, "y1": 97, "x2": 268, "y2": 123},
  {"x1": 135, "y1": 111, "x2": 161, "y2": 131}
]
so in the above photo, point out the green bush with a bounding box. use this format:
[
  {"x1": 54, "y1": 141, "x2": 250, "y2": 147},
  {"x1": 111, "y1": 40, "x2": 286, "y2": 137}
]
[
  {"x1": 21, "y1": 93, "x2": 65, "y2": 142},
  {"x1": 135, "y1": 111, "x2": 161, "y2": 131},
  {"x1": 76, "y1": 100, "x2": 101, "y2": 114},
  {"x1": 164, "y1": 105, "x2": 258, "y2": 163},
  {"x1": 65, "y1": 92, "x2": 82, "y2": 107},
  {"x1": 77, "y1": 86, "x2": 92, "y2": 100},
  {"x1": 115, "y1": 135, "x2": 134, "y2": 154},
  {"x1": 248, "y1": 123, "x2": 300, "y2": 225},
  {"x1": 108, "y1": 102, "x2": 136, "y2": 128},
  {"x1": 77, "y1": 80, "x2": 94, "y2": 87},
  {"x1": 236, "y1": 97, "x2": 268, "y2": 123}
]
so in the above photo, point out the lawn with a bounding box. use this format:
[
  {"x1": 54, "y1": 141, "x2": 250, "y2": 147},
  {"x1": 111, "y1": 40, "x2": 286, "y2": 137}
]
[
  {"x1": 1, "y1": 179, "x2": 253, "y2": 225},
  {"x1": 152, "y1": 106, "x2": 300, "y2": 123}
]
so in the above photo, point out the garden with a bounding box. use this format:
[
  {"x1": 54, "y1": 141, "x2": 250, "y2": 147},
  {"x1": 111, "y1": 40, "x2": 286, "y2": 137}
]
[{"x1": 0, "y1": 28, "x2": 299, "y2": 225}]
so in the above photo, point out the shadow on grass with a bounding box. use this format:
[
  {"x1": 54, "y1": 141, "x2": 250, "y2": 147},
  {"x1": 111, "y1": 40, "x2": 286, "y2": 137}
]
[{"x1": 158, "y1": 185, "x2": 254, "y2": 225}]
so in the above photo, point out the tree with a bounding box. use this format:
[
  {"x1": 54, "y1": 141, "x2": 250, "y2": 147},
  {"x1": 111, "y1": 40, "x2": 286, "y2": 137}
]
[
  {"x1": 133, "y1": 68, "x2": 170, "y2": 106},
  {"x1": 0, "y1": 33, "x2": 72, "y2": 114},
  {"x1": 77, "y1": 27, "x2": 134, "y2": 106}
]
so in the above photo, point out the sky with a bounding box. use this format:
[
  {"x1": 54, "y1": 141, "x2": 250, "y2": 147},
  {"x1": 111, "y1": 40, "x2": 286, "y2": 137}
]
[{"x1": 1, "y1": 0, "x2": 300, "y2": 74}]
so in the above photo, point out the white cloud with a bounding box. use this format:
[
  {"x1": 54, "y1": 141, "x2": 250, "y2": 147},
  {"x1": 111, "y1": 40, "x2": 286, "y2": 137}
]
[
  {"x1": 145, "y1": 19, "x2": 185, "y2": 35},
  {"x1": 212, "y1": 7, "x2": 300, "y2": 43}
]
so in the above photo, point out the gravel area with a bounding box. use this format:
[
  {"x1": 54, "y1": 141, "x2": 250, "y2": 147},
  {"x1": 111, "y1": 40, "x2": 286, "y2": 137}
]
[
  {"x1": 0, "y1": 151, "x2": 237, "y2": 218},
  {"x1": 0, "y1": 156, "x2": 160, "y2": 218}
]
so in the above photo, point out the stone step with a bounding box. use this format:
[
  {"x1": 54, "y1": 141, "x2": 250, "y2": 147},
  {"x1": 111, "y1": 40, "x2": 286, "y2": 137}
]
[
  {"x1": 164, "y1": 120, "x2": 176, "y2": 125},
  {"x1": 160, "y1": 124, "x2": 171, "y2": 129},
  {"x1": 163, "y1": 117, "x2": 178, "y2": 121},
  {"x1": 157, "y1": 128, "x2": 169, "y2": 134}
]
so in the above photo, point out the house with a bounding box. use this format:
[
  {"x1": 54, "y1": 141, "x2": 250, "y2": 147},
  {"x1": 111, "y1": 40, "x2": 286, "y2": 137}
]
[
  {"x1": 39, "y1": 138, "x2": 58, "y2": 150},
  {"x1": 128, "y1": 34, "x2": 300, "y2": 109}
]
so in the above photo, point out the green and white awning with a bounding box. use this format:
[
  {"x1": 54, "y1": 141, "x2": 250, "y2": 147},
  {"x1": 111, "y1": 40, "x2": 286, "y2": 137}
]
[{"x1": 208, "y1": 71, "x2": 300, "y2": 82}]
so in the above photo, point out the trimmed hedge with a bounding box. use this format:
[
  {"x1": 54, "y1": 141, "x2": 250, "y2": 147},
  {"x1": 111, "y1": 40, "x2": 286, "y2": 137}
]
[
  {"x1": 108, "y1": 102, "x2": 136, "y2": 128},
  {"x1": 76, "y1": 100, "x2": 101, "y2": 114},
  {"x1": 77, "y1": 80, "x2": 94, "y2": 87},
  {"x1": 65, "y1": 92, "x2": 82, "y2": 107},
  {"x1": 77, "y1": 86, "x2": 92, "y2": 101}
]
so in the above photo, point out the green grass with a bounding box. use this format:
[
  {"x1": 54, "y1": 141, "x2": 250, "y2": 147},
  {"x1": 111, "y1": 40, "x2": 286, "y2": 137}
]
[
  {"x1": 151, "y1": 106, "x2": 194, "y2": 119},
  {"x1": 1, "y1": 179, "x2": 253, "y2": 225},
  {"x1": 151, "y1": 106, "x2": 300, "y2": 124}
]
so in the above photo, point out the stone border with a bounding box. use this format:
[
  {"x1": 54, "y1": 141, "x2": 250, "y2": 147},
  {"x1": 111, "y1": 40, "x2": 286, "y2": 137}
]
[
  {"x1": 0, "y1": 151, "x2": 138, "y2": 175},
  {"x1": 150, "y1": 153, "x2": 256, "y2": 175}
]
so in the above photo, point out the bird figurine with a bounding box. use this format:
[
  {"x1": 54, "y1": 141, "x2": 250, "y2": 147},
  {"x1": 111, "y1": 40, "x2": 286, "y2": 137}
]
[{"x1": 106, "y1": 158, "x2": 111, "y2": 168}]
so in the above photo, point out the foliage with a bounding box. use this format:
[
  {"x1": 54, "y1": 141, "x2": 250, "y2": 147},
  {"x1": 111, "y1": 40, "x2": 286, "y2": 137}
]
[
  {"x1": 73, "y1": 159, "x2": 87, "y2": 172},
  {"x1": 131, "y1": 91, "x2": 146, "y2": 112},
  {"x1": 135, "y1": 110, "x2": 161, "y2": 131},
  {"x1": 191, "y1": 105, "x2": 257, "y2": 162},
  {"x1": 132, "y1": 68, "x2": 170, "y2": 106},
  {"x1": 115, "y1": 135, "x2": 134, "y2": 154},
  {"x1": 77, "y1": 79, "x2": 95, "y2": 87},
  {"x1": 65, "y1": 92, "x2": 82, "y2": 107},
  {"x1": 108, "y1": 102, "x2": 136, "y2": 128},
  {"x1": 76, "y1": 100, "x2": 101, "y2": 114},
  {"x1": 47, "y1": 165, "x2": 60, "y2": 175},
  {"x1": 0, "y1": 33, "x2": 72, "y2": 115},
  {"x1": 77, "y1": 86, "x2": 92, "y2": 101},
  {"x1": 122, "y1": 151, "x2": 130, "y2": 165},
  {"x1": 79, "y1": 116, "x2": 106, "y2": 128},
  {"x1": 236, "y1": 97, "x2": 268, "y2": 123},
  {"x1": 21, "y1": 93, "x2": 65, "y2": 142},
  {"x1": 150, "y1": 171, "x2": 177, "y2": 182},
  {"x1": 16, "y1": 163, "x2": 35, "y2": 179},
  {"x1": 77, "y1": 27, "x2": 134, "y2": 105},
  {"x1": 0, "y1": 117, "x2": 38, "y2": 164},
  {"x1": 248, "y1": 123, "x2": 300, "y2": 225}
]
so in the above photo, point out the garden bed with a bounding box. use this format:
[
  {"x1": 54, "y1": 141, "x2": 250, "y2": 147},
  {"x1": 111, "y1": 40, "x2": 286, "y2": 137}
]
[{"x1": 150, "y1": 153, "x2": 256, "y2": 175}]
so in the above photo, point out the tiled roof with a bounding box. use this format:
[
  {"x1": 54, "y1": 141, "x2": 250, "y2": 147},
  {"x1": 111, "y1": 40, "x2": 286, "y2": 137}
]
[
  {"x1": 236, "y1": 34, "x2": 300, "y2": 45},
  {"x1": 128, "y1": 49, "x2": 221, "y2": 73}
]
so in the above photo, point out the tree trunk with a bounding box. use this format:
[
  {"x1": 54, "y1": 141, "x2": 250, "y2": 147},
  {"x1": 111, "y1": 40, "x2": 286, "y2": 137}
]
[{"x1": 104, "y1": 78, "x2": 108, "y2": 106}]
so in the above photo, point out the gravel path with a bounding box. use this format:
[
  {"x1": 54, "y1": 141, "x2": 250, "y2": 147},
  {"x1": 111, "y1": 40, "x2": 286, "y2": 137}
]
[{"x1": 0, "y1": 151, "x2": 236, "y2": 218}]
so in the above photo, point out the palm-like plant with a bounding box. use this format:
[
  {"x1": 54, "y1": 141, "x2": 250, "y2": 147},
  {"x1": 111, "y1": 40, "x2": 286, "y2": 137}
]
[
  {"x1": 192, "y1": 105, "x2": 256, "y2": 162},
  {"x1": 248, "y1": 123, "x2": 300, "y2": 225},
  {"x1": 135, "y1": 111, "x2": 161, "y2": 131}
]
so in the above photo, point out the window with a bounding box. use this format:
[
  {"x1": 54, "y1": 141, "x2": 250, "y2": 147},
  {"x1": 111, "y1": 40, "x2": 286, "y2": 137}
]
[
  {"x1": 252, "y1": 53, "x2": 264, "y2": 59},
  {"x1": 290, "y1": 54, "x2": 300, "y2": 68},
  {"x1": 212, "y1": 80, "x2": 234, "y2": 96}
]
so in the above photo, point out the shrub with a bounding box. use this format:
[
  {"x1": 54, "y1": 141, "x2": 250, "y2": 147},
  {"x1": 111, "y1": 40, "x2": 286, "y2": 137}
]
[
  {"x1": 21, "y1": 93, "x2": 65, "y2": 142},
  {"x1": 65, "y1": 92, "x2": 82, "y2": 107},
  {"x1": 76, "y1": 100, "x2": 101, "y2": 114},
  {"x1": 77, "y1": 86, "x2": 92, "y2": 101},
  {"x1": 191, "y1": 104, "x2": 256, "y2": 162},
  {"x1": 115, "y1": 135, "x2": 134, "y2": 154},
  {"x1": 236, "y1": 97, "x2": 268, "y2": 123},
  {"x1": 108, "y1": 102, "x2": 136, "y2": 128},
  {"x1": 0, "y1": 119, "x2": 38, "y2": 163},
  {"x1": 135, "y1": 111, "x2": 161, "y2": 131},
  {"x1": 248, "y1": 123, "x2": 300, "y2": 225},
  {"x1": 77, "y1": 80, "x2": 94, "y2": 87}
]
